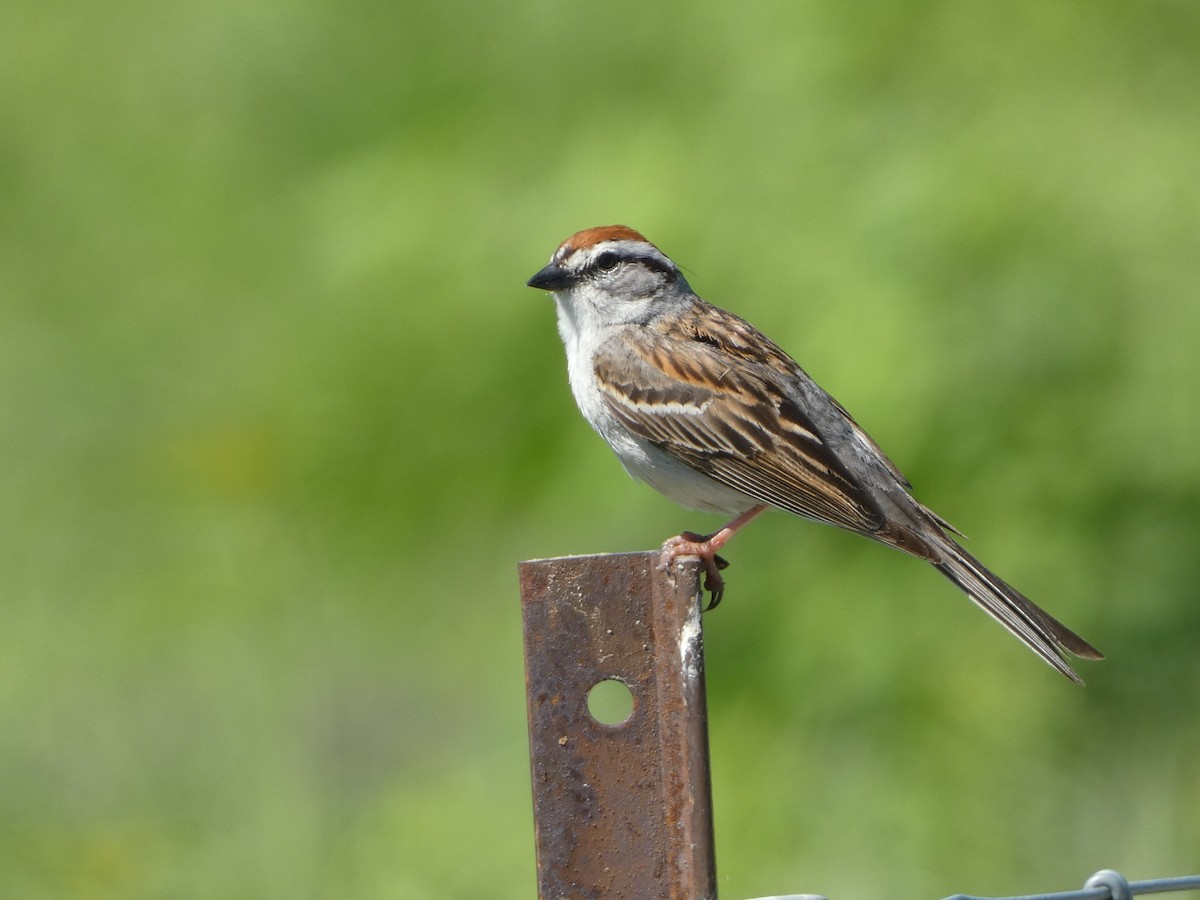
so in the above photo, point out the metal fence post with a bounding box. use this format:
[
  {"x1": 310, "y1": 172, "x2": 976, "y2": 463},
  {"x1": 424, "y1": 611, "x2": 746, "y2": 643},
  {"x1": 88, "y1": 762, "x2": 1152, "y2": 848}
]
[{"x1": 519, "y1": 551, "x2": 718, "y2": 900}]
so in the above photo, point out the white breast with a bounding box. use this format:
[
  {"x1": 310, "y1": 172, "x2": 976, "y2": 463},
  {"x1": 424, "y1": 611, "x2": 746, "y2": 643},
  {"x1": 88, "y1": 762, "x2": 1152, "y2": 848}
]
[{"x1": 554, "y1": 296, "x2": 757, "y2": 517}]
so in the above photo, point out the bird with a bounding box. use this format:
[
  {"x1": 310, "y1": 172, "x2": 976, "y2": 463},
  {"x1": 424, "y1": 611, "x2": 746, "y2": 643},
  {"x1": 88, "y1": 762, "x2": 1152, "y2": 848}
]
[{"x1": 526, "y1": 225, "x2": 1102, "y2": 682}]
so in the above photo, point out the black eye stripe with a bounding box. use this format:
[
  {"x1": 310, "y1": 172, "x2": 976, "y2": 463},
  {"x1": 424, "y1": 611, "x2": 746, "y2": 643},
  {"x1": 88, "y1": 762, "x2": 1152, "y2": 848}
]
[{"x1": 585, "y1": 250, "x2": 676, "y2": 280}]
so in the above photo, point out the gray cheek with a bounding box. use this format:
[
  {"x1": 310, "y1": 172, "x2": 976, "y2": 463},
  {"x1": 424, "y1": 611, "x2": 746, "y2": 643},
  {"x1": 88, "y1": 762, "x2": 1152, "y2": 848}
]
[{"x1": 623, "y1": 268, "x2": 665, "y2": 297}]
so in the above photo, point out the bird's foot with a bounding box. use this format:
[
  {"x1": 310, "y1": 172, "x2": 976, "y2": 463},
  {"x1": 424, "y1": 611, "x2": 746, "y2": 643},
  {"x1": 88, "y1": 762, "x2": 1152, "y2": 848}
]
[{"x1": 659, "y1": 531, "x2": 731, "y2": 611}]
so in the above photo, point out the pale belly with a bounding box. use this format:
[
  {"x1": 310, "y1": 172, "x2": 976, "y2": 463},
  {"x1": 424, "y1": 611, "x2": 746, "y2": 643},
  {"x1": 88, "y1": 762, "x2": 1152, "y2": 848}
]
[{"x1": 611, "y1": 433, "x2": 759, "y2": 516}]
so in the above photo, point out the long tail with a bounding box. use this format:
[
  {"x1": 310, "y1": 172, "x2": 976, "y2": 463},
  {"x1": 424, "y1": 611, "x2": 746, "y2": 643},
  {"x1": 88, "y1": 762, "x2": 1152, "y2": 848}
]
[{"x1": 932, "y1": 539, "x2": 1103, "y2": 683}]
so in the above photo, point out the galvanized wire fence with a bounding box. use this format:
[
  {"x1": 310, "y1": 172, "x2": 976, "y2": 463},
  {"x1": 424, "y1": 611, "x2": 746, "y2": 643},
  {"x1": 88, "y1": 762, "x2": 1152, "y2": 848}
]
[
  {"x1": 748, "y1": 870, "x2": 1200, "y2": 900},
  {"x1": 943, "y1": 871, "x2": 1200, "y2": 900}
]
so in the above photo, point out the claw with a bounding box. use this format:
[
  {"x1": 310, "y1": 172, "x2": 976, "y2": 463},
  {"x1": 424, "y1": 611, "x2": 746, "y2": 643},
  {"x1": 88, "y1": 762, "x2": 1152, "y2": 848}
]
[
  {"x1": 702, "y1": 554, "x2": 731, "y2": 610},
  {"x1": 701, "y1": 568, "x2": 725, "y2": 610},
  {"x1": 659, "y1": 534, "x2": 730, "y2": 611},
  {"x1": 657, "y1": 505, "x2": 768, "y2": 612}
]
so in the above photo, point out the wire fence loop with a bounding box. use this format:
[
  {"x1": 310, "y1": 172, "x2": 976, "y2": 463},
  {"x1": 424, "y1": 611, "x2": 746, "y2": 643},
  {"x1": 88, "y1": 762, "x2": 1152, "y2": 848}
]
[{"x1": 1086, "y1": 870, "x2": 1134, "y2": 900}]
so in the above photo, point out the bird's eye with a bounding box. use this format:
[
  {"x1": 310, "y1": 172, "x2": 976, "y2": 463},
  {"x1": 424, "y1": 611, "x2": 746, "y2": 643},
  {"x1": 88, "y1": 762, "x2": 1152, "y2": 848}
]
[{"x1": 595, "y1": 251, "x2": 620, "y2": 272}]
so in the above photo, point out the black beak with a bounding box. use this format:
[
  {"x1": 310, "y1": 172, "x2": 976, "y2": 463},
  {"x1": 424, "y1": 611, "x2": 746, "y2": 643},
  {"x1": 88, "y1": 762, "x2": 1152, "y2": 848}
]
[{"x1": 526, "y1": 264, "x2": 574, "y2": 292}]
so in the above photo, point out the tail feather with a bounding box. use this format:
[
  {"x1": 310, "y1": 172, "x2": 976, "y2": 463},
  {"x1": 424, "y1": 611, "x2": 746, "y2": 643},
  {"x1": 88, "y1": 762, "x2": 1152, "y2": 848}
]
[{"x1": 933, "y1": 540, "x2": 1103, "y2": 683}]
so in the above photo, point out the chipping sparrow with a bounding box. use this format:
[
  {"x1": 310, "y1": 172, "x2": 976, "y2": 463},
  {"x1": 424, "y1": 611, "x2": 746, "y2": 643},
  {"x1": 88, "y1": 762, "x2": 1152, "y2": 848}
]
[{"x1": 527, "y1": 225, "x2": 1102, "y2": 682}]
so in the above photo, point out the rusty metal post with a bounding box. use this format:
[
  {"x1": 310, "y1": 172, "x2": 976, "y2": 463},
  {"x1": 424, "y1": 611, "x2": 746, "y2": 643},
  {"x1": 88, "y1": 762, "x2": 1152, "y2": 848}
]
[{"x1": 519, "y1": 551, "x2": 718, "y2": 900}]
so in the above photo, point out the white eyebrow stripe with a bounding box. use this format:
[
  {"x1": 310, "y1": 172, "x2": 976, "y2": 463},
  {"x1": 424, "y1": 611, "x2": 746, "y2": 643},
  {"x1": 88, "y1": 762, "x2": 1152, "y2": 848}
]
[{"x1": 575, "y1": 240, "x2": 673, "y2": 270}]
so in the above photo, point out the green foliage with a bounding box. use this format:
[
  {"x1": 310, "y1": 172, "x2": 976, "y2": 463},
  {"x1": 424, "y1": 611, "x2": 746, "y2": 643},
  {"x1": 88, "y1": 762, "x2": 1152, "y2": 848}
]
[{"x1": 2, "y1": 0, "x2": 1198, "y2": 897}]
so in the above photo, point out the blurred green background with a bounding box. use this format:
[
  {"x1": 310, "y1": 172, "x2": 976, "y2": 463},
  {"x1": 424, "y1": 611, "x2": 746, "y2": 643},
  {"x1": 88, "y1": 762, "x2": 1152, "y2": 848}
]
[{"x1": 3, "y1": 1, "x2": 1198, "y2": 897}]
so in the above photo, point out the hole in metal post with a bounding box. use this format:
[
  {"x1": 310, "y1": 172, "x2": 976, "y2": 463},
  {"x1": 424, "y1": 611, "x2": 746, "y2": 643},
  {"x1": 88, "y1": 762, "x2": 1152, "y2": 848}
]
[{"x1": 586, "y1": 678, "x2": 634, "y2": 725}]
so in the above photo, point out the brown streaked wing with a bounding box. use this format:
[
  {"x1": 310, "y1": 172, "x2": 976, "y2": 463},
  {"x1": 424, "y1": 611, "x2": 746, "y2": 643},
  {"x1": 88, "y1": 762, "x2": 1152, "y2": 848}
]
[{"x1": 593, "y1": 329, "x2": 884, "y2": 533}]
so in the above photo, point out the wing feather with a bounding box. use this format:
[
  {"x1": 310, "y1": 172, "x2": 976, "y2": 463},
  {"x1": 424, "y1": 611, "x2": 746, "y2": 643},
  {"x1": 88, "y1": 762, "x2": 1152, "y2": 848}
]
[{"x1": 593, "y1": 314, "x2": 885, "y2": 533}]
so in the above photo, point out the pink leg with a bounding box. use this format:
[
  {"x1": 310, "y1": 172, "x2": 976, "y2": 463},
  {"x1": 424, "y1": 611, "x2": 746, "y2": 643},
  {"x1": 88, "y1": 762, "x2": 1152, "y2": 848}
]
[{"x1": 659, "y1": 505, "x2": 768, "y2": 609}]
